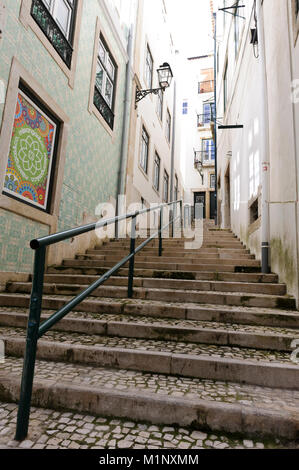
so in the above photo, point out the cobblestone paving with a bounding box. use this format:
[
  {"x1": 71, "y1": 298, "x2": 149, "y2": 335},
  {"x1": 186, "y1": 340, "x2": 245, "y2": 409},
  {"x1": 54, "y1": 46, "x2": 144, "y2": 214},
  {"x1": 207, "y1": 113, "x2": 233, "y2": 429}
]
[
  {"x1": 0, "y1": 402, "x2": 298, "y2": 449},
  {"x1": 1, "y1": 307, "x2": 298, "y2": 337},
  {"x1": 1, "y1": 357, "x2": 299, "y2": 412},
  {"x1": 0, "y1": 326, "x2": 295, "y2": 364}
]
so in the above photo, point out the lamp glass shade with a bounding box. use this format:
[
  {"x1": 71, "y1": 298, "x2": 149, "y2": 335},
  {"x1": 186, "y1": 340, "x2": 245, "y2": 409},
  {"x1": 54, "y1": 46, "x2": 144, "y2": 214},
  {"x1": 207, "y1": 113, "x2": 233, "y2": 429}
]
[{"x1": 157, "y1": 63, "x2": 173, "y2": 89}]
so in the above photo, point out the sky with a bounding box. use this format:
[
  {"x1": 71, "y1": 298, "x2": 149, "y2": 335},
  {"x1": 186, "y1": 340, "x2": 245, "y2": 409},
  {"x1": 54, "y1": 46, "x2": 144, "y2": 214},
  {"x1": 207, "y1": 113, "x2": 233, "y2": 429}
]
[{"x1": 165, "y1": 0, "x2": 214, "y2": 58}]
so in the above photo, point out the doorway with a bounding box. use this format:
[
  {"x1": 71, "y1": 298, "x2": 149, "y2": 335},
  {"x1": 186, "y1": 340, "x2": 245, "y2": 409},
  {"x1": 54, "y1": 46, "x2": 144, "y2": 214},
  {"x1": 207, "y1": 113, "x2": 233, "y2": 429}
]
[
  {"x1": 194, "y1": 192, "x2": 206, "y2": 219},
  {"x1": 210, "y1": 191, "x2": 216, "y2": 220}
]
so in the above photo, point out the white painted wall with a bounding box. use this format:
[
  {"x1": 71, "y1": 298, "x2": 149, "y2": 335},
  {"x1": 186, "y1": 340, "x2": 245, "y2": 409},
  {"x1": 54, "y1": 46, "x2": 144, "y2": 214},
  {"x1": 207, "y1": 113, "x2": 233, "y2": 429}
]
[
  {"x1": 216, "y1": 0, "x2": 299, "y2": 303},
  {"x1": 127, "y1": 0, "x2": 183, "y2": 209}
]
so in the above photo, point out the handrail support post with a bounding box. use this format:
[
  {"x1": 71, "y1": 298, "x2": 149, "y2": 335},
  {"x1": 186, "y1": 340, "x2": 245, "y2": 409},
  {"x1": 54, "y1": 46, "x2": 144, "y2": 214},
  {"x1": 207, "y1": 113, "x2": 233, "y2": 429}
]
[
  {"x1": 159, "y1": 207, "x2": 163, "y2": 256},
  {"x1": 15, "y1": 246, "x2": 46, "y2": 441},
  {"x1": 128, "y1": 214, "x2": 137, "y2": 298}
]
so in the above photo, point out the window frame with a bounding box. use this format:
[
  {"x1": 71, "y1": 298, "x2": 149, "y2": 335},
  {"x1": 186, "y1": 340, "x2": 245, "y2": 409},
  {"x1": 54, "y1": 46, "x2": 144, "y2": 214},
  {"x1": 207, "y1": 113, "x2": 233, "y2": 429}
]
[
  {"x1": 202, "y1": 138, "x2": 215, "y2": 162},
  {"x1": 93, "y1": 34, "x2": 117, "y2": 130},
  {"x1": 145, "y1": 44, "x2": 153, "y2": 88},
  {"x1": 153, "y1": 151, "x2": 161, "y2": 192},
  {"x1": 88, "y1": 18, "x2": 120, "y2": 137},
  {"x1": 140, "y1": 126, "x2": 149, "y2": 175}
]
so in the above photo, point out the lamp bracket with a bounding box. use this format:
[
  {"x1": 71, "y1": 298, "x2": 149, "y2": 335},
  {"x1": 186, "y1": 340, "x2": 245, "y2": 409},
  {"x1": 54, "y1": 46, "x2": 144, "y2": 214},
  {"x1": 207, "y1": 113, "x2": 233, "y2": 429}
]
[{"x1": 135, "y1": 87, "x2": 164, "y2": 105}]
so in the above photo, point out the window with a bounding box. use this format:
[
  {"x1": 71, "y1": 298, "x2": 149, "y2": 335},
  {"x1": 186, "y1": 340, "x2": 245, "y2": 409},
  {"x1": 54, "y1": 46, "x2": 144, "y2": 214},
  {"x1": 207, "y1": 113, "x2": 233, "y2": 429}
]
[
  {"x1": 3, "y1": 84, "x2": 60, "y2": 212},
  {"x1": 223, "y1": 60, "x2": 228, "y2": 113},
  {"x1": 31, "y1": 0, "x2": 77, "y2": 67},
  {"x1": 94, "y1": 36, "x2": 117, "y2": 130},
  {"x1": 157, "y1": 90, "x2": 163, "y2": 121},
  {"x1": 210, "y1": 174, "x2": 216, "y2": 190},
  {"x1": 145, "y1": 45, "x2": 153, "y2": 88},
  {"x1": 203, "y1": 103, "x2": 214, "y2": 124},
  {"x1": 163, "y1": 170, "x2": 169, "y2": 202},
  {"x1": 153, "y1": 152, "x2": 160, "y2": 191},
  {"x1": 166, "y1": 109, "x2": 171, "y2": 143},
  {"x1": 202, "y1": 139, "x2": 215, "y2": 161},
  {"x1": 182, "y1": 101, "x2": 188, "y2": 115},
  {"x1": 140, "y1": 126, "x2": 149, "y2": 174}
]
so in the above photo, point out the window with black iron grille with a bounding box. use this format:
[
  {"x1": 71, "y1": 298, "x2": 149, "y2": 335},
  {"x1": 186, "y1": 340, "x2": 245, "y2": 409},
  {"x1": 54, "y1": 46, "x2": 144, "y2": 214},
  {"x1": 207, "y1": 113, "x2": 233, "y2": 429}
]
[
  {"x1": 94, "y1": 35, "x2": 117, "y2": 130},
  {"x1": 31, "y1": 0, "x2": 77, "y2": 68}
]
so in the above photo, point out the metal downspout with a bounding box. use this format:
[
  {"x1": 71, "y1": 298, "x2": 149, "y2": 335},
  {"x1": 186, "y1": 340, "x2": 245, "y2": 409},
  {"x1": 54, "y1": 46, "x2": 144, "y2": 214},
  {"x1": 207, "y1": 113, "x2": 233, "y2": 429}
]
[{"x1": 256, "y1": 0, "x2": 270, "y2": 273}]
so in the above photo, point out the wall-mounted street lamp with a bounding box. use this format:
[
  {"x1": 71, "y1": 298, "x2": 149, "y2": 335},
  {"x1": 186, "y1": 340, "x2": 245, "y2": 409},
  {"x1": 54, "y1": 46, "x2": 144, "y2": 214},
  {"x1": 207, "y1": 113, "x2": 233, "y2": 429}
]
[{"x1": 135, "y1": 62, "x2": 173, "y2": 105}]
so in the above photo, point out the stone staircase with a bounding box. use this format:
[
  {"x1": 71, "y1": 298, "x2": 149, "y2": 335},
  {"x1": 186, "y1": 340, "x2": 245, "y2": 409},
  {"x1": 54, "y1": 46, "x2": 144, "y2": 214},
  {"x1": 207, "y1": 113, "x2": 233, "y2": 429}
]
[{"x1": 0, "y1": 221, "x2": 299, "y2": 442}]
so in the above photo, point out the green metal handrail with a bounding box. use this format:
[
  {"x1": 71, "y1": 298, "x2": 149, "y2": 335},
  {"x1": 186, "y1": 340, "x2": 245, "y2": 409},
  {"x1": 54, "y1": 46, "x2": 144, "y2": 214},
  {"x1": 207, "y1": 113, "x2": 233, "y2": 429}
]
[{"x1": 15, "y1": 199, "x2": 183, "y2": 441}]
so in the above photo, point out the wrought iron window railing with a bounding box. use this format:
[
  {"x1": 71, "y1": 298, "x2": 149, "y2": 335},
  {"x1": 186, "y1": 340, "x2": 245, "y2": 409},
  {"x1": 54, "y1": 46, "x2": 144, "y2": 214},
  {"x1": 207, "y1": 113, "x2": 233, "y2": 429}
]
[
  {"x1": 197, "y1": 113, "x2": 213, "y2": 127},
  {"x1": 198, "y1": 80, "x2": 214, "y2": 94},
  {"x1": 94, "y1": 86, "x2": 115, "y2": 130},
  {"x1": 31, "y1": 0, "x2": 74, "y2": 68},
  {"x1": 194, "y1": 150, "x2": 215, "y2": 167}
]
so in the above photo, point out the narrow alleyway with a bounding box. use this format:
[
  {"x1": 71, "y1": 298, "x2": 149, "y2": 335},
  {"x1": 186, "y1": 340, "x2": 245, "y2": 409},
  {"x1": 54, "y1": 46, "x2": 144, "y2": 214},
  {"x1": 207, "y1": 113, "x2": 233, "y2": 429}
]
[{"x1": 0, "y1": 221, "x2": 298, "y2": 448}]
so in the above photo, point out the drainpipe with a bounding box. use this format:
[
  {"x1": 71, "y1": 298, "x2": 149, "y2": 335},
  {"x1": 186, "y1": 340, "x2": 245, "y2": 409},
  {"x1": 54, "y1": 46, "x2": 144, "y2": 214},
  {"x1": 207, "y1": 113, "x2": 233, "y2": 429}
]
[
  {"x1": 170, "y1": 80, "x2": 177, "y2": 236},
  {"x1": 115, "y1": 23, "x2": 134, "y2": 237},
  {"x1": 213, "y1": 11, "x2": 218, "y2": 226},
  {"x1": 256, "y1": 0, "x2": 270, "y2": 273}
]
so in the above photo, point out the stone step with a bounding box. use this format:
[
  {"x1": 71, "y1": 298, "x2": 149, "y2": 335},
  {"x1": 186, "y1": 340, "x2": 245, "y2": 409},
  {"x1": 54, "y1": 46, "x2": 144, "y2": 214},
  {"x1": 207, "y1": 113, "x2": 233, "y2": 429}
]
[
  {"x1": 90, "y1": 247, "x2": 252, "y2": 256},
  {"x1": 80, "y1": 252, "x2": 255, "y2": 261},
  {"x1": 1, "y1": 356, "x2": 299, "y2": 439},
  {"x1": 47, "y1": 266, "x2": 278, "y2": 284},
  {"x1": 5, "y1": 283, "x2": 294, "y2": 309},
  {"x1": 61, "y1": 259, "x2": 257, "y2": 273},
  {"x1": 108, "y1": 240, "x2": 244, "y2": 248},
  {"x1": 0, "y1": 308, "x2": 298, "y2": 352},
  {"x1": 1, "y1": 327, "x2": 299, "y2": 390},
  {"x1": 77, "y1": 254, "x2": 259, "y2": 265},
  {"x1": 0, "y1": 295, "x2": 298, "y2": 328},
  {"x1": 41, "y1": 275, "x2": 285, "y2": 295}
]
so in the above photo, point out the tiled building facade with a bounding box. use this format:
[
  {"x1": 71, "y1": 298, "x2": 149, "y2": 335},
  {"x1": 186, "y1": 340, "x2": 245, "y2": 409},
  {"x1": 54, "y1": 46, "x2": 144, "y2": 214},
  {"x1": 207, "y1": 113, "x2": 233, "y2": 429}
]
[{"x1": 0, "y1": 0, "x2": 128, "y2": 277}]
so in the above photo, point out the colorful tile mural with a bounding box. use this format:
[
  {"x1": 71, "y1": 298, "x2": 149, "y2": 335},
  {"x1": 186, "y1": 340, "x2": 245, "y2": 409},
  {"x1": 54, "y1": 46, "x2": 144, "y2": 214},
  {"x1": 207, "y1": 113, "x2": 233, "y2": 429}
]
[{"x1": 3, "y1": 90, "x2": 57, "y2": 211}]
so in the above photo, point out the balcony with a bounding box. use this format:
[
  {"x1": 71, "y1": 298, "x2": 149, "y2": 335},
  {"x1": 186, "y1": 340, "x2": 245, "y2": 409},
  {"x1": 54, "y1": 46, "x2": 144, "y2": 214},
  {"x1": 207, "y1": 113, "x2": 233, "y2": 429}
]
[
  {"x1": 31, "y1": 0, "x2": 73, "y2": 68},
  {"x1": 197, "y1": 113, "x2": 213, "y2": 127},
  {"x1": 194, "y1": 151, "x2": 215, "y2": 168},
  {"x1": 198, "y1": 80, "x2": 214, "y2": 94}
]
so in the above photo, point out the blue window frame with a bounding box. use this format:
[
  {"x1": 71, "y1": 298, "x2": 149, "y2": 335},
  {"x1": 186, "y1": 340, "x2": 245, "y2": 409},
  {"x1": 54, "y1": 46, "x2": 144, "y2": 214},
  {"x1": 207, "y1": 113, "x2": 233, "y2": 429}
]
[{"x1": 202, "y1": 139, "x2": 215, "y2": 161}]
